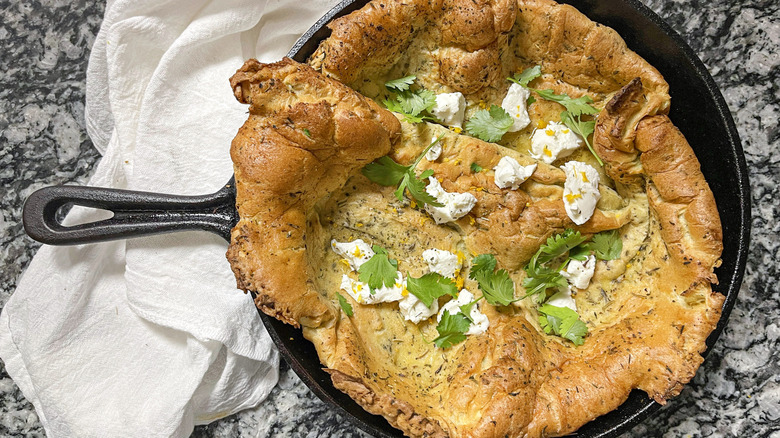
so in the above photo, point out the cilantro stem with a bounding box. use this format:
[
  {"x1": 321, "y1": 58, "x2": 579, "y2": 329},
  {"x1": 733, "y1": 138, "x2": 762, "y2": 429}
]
[{"x1": 412, "y1": 132, "x2": 447, "y2": 170}]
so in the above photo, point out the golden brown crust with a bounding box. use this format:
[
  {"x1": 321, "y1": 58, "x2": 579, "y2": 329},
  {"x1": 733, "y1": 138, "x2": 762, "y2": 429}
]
[
  {"x1": 635, "y1": 115, "x2": 723, "y2": 283},
  {"x1": 226, "y1": 1, "x2": 725, "y2": 437},
  {"x1": 227, "y1": 58, "x2": 401, "y2": 327}
]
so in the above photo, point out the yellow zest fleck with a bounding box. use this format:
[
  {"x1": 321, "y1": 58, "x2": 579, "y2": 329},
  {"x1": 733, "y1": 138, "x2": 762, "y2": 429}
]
[
  {"x1": 357, "y1": 295, "x2": 363, "y2": 304},
  {"x1": 450, "y1": 126, "x2": 462, "y2": 134},
  {"x1": 456, "y1": 276, "x2": 465, "y2": 290},
  {"x1": 479, "y1": 100, "x2": 486, "y2": 109},
  {"x1": 437, "y1": 177, "x2": 443, "y2": 183},
  {"x1": 543, "y1": 146, "x2": 552, "y2": 157},
  {"x1": 456, "y1": 250, "x2": 465, "y2": 265},
  {"x1": 394, "y1": 283, "x2": 402, "y2": 289},
  {"x1": 545, "y1": 129, "x2": 555, "y2": 136},
  {"x1": 469, "y1": 216, "x2": 476, "y2": 225},
  {"x1": 516, "y1": 105, "x2": 521, "y2": 110},
  {"x1": 581, "y1": 171, "x2": 589, "y2": 183},
  {"x1": 402, "y1": 288, "x2": 409, "y2": 297},
  {"x1": 475, "y1": 187, "x2": 484, "y2": 192},
  {"x1": 420, "y1": 217, "x2": 426, "y2": 226},
  {"x1": 515, "y1": 113, "x2": 521, "y2": 118},
  {"x1": 410, "y1": 199, "x2": 418, "y2": 209},
  {"x1": 565, "y1": 193, "x2": 582, "y2": 203},
  {"x1": 525, "y1": 202, "x2": 531, "y2": 207},
  {"x1": 443, "y1": 157, "x2": 451, "y2": 163},
  {"x1": 353, "y1": 247, "x2": 363, "y2": 258},
  {"x1": 562, "y1": 129, "x2": 570, "y2": 134},
  {"x1": 537, "y1": 120, "x2": 548, "y2": 129},
  {"x1": 454, "y1": 159, "x2": 462, "y2": 165},
  {"x1": 356, "y1": 222, "x2": 364, "y2": 227},
  {"x1": 338, "y1": 259, "x2": 351, "y2": 270},
  {"x1": 626, "y1": 263, "x2": 632, "y2": 268}
]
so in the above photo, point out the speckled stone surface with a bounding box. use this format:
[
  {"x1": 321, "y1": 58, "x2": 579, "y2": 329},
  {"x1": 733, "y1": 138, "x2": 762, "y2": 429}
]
[{"x1": 1, "y1": 0, "x2": 778, "y2": 437}]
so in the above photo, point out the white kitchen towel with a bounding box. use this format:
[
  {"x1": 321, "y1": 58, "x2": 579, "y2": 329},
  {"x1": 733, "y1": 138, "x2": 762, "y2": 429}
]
[{"x1": 0, "y1": 0, "x2": 340, "y2": 437}]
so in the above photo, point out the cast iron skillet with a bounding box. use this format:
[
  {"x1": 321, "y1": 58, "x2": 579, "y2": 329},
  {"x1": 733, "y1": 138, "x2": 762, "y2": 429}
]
[{"x1": 23, "y1": 0, "x2": 750, "y2": 436}]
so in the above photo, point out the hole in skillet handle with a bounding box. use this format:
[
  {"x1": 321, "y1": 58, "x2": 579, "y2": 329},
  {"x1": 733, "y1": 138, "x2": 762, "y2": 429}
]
[
  {"x1": 253, "y1": 0, "x2": 751, "y2": 437},
  {"x1": 22, "y1": 179, "x2": 239, "y2": 245}
]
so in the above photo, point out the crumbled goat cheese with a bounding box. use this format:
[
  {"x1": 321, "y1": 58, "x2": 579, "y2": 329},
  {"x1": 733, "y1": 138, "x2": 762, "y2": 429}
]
[
  {"x1": 546, "y1": 287, "x2": 578, "y2": 312},
  {"x1": 530, "y1": 121, "x2": 583, "y2": 164},
  {"x1": 340, "y1": 272, "x2": 405, "y2": 305},
  {"x1": 500, "y1": 84, "x2": 531, "y2": 132},
  {"x1": 422, "y1": 249, "x2": 460, "y2": 278},
  {"x1": 331, "y1": 239, "x2": 375, "y2": 270},
  {"x1": 493, "y1": 156, "x2": 537, "y2": 190},
  {"x1": 561, "y1": 255, "x2": 596, "y2": 289},
  {"x1": 424, "y1": 177, "x2": 477, "y2": 224},
  {"x1": 561, "y1": 161, "x2": 601, "y2": 225},
  {"x1": 399, "y1": 293, "x2": 439, "y2": 324},
  {"x1": 431, "y1": 92, "x2": 466, "y2": 129}
]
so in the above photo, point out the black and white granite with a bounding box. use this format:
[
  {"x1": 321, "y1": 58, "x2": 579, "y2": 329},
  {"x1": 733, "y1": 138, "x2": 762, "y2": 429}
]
[{"x1": 1, "y1": 0, "x2": 778, "y2": 436}]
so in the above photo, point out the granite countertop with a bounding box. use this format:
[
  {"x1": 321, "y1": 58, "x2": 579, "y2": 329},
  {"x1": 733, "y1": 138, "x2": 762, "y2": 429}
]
[{"x1": 1, "y1": 0, "x2": 778, "y2": 437}]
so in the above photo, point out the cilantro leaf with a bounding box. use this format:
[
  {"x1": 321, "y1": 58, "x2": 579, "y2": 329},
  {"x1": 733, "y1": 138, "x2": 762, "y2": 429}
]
[
  {"x1": 433, "y1": 309, "x2": 471, "y2": 349},
  {"x1": 399, "y1": 89, "x2": 436, "y2": 117},
  {"x1": 465, "y1": 105, "x2": 514, "y2": 143},
  {"x1": 560, "y1": 110, "x2": 602, "y2": 166},
  {"x1": 476, "y1": 268, "x2": 515, "y2": 306},
  {"x1": 508, "y1": 65, "x2": 542, "y2": 87},
  {"x1": 400, "y1": 170, "x2": 442, "y2": 207},
  {"x1": 468, "y1": 254, "x2": 497, "y2": 281},
  {"x1": 459, "y1": 301, "x2": 476, "y2": 324},
  {"x1": 385, "y1": 75, "x2": 416, "y2": 93},
  {"x1": 568, "y1": 244, "x2": 592, "y2": 261},
  {"x1": 383, "y1": 76, "x2": 437, "y2": 124},
  {"x1": 303, "y1": 128, "x2": 311, "y2": 138},
  {"x1": 538, "y1": 304, "x2": 587, "y2": 345},
  {"x1": 357, "y1": 246, "x2": 399, "y2": 290},
  {"x1": 336, "y1": 293, "x2": 353, "y2": 316},
  {"x1": 362, "y1": 156, "x2": 409, "y2": 186},
  {"x1": 589, "y1": 230, "x2": 622, "y2": 260},
  {"x1": 534, "y1": 90, "x2": 599, "y2": 117},
  {"x1": 534, "y1": 229, "x2": 589, "y2": 266},
  {"x1": 523, "y1": 229, "x2": 586, "y2": 298},
  {"x1": 407, "y1": 272, "x2": 458, "y2": 307},
  {"x1": 470, "y1": 162, "x2": 483, "y2": 173},
  {"x1": 469, "y1": 254, "x2": 516, "y2": 306},
  {"x1": 523, "y1": 263, "x2": 568, "y2": 299},
  {"x1": 362, "y1": 134, "x2": 446, "y2": 207}
]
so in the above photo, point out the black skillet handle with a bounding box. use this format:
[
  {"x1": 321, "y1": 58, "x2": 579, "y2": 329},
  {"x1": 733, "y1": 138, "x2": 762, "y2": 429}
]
[{"x1": 23, "y1": 182, "x2": 238, "y2": 245}]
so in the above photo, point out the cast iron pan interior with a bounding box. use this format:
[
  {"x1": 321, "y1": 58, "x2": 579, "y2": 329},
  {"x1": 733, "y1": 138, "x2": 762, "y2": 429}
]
[
  {"x1": 22, "y1": 0, "x2": 749, "y2": 436},
  {"x1": 263, "y1": 0, "x2": 750, "y2": 437}
]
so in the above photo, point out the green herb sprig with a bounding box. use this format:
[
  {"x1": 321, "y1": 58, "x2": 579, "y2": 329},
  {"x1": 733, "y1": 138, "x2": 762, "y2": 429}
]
[
  {"x1": 362, "y1": 133, "x2": 446, "y2": 207},
  {"x1": 508, "y1": 66, "x2": 603, "y2": 165},
  {"x1": 357, "y1": 246, "x2": 399, "y2": 291},
  {"x1": 464, "y1": 105, "x2": 514, "y2": 143},
  {"x1": 383, "y1": 75, "x2": 437, "y2": 124}
]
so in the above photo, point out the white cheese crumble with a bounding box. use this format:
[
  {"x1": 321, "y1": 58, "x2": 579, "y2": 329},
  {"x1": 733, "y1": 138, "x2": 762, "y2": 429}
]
[
  {"x1": 437, "y1": 289, "x2": 489, "y2": 335},
  {"x1": 546, "y1": 286, "x2": 578, "y2": 311},
  {"x1": 561, "y1": 161, "x2": 601, "y2": 225},
  {"x1": 340, "y1": 272, "x2": 405, "y2": 305},
  {"x1": 424, "y1": 177, "x2": 477, "y2": 224},
  {"x1": 500, "y1": 83, "x2": 531, "y2": 132},
  {"x1": 561, "y1": 255, "x2": 596, "y2": 289},
  {"x1": 331, "y1": 239, "x2": 375, "y2": 270},
  {"x1": 399, "y1": 293, "x2": 439, "y2": 324},
  {"x1": 422, "y1": 249, "x2": 461, "y2": 278},
  {"x1": 425, "y1": 142, "x2": 443, "y2": 161},
  {"x1": 493, "y1": 156, "x2": 537, "y2": 190},
  {"x1": 530, "y1": 121, "x2": 583, "y2": 164},
  {"x1": 430, "y1": 92, "x2": 466, "y2": 129}
]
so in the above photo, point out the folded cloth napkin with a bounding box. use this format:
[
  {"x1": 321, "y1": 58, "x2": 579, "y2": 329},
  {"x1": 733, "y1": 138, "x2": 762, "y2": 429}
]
[{"x1": 0, "y1": 0, "x2": 339, "y2": 436}]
